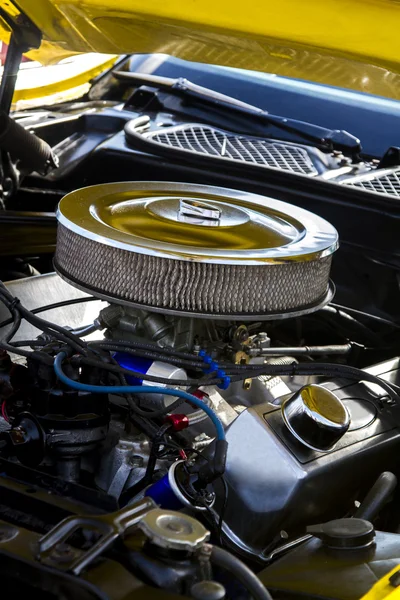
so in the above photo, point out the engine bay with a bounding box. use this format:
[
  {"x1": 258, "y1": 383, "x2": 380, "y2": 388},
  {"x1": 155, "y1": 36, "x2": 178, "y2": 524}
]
[
  {"x1": 1, "y1": 175, "x2": 400, "y2": 599},
  {"x1": 0, "y1": 19, "x2": 399, "y2": 593}
]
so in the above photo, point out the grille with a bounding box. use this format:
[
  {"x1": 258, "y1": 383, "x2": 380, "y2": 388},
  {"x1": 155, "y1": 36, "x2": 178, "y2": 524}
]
[
  {"x1": 145, "y1": 124, "x2": 318, "y2": 176},
  {"x1": 345, "y1": 169, "x2": 400, "y2": 197}
]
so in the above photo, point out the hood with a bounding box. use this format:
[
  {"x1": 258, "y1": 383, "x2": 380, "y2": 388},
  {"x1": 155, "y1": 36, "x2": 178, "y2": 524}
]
[{"x1": 2, "y1": 0, "x2": 400, "y2": 99}]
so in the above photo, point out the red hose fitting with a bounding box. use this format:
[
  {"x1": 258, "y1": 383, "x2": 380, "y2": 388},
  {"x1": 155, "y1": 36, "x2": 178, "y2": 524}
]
[{"x1": 165, "y1": 413, "x2": 189, "y2": 432}]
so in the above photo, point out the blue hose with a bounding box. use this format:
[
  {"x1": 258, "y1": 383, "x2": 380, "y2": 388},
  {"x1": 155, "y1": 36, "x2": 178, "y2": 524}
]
[{"x1": 54, "y1": 352, "x2": 225, "y2": 441}]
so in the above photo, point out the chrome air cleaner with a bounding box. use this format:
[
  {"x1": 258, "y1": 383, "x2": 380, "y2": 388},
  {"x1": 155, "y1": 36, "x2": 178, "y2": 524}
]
[{"x1": 55, "y1": 182, "x2": 338, "y2": 319}]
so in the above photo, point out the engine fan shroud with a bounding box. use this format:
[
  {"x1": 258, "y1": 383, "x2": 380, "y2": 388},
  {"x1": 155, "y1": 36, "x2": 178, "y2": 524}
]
[{"x1": 54, "y1": 182, "x2": 338, "y2": 320}]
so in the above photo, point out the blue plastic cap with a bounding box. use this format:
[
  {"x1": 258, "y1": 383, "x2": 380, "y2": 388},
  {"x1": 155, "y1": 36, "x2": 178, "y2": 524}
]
[
  {"x1": 205, "y1": 361, "x2": 219, "y2": 374},
  {"x1": 217, "y1": 375, "x2": 231, "y2": 390}
]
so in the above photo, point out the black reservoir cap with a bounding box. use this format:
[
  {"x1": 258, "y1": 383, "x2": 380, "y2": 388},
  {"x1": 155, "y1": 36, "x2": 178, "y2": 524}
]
[{"x1": 307, "y1": 518, "x2": 375, "y2": 550}]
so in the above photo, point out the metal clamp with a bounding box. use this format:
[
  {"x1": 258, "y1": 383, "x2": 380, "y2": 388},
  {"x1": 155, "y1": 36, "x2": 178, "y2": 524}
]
[{"x1": 37, "y1": 497, "x2": 155, "y2": 575}]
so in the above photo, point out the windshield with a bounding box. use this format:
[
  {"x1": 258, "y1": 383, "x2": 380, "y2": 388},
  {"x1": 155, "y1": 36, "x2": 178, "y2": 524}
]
[{"x1": 87, "y1": 53, "x2": 400, "y2": 160}]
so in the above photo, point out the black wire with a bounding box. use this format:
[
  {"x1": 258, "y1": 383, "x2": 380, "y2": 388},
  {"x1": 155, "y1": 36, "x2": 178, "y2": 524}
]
[
  {"x1": 319, "y1": 307, "x2": 383, "y2": 346},
  {"x1": 89, "y1": 341, "x2": 205, "y2": 369},
  {"x1": 0, "y1": 339, "x2": 52, "y2": 363},
  {"x1": 31, "y1": 296, "x2": 99, "y2": 314},
  {"x1": 0, "y1": 284, "x2": 87, "y2": 354},
  {"x1": 8, "y1": 339, "x2": 47, "y2": 347},
  {"x1": 0, "y1": 295, "x2": 99, "y2": 331},
  {"x1": 92, "y1": 338, "x2": 206, "y2": 362},
  {"x1": 331, "y1": 303, "x2": 400, "y2": 330},
  {"x1": 4, "y1": 307, "x2": 21, "y2": 343},
  {"x1": 119, "y1": 423, "x2": 172, "y2": 505},
  {"x1": 217, "y1": 475, "x2": 228, "y2": 545},
  {"x1": 72, "y1": 354, "x2": 204, "y2": 386},
  {"x1": 0, "y1": 282, "x2": 398, "y2": 406},
  {"x1": 72, "y1": 351, "x2": 400, "y2": 405}
]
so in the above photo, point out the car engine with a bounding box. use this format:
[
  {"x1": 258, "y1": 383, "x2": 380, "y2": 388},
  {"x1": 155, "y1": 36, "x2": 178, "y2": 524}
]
[{"x1": 1, "y1": 176, "x2": 400, "y2": 599}]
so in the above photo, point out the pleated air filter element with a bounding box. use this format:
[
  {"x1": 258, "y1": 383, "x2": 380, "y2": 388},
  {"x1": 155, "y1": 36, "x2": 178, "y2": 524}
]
[{"x1": 55, "y1": 182, "x2": 338, "y2": 320}]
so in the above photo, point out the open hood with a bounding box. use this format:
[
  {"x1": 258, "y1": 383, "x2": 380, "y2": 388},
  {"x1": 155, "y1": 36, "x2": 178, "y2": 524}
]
[{"x1": 2, "y1": 0, "x2": 400, "y2": 99}]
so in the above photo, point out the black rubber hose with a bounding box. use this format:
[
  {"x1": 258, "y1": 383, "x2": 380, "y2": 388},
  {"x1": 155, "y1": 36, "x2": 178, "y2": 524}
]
[
  {"x1": 354, "y1": 472, "x2": 397, "y2": 521},
  {"x1": 0, "y1": 111, "x2": 57, "y2": 173},
  {"x1": 119, "y1": 423, "x2": 171, "y2": 505},
  {"x1": 210, "y1": 545, "x2": 273, "y2": 600}
]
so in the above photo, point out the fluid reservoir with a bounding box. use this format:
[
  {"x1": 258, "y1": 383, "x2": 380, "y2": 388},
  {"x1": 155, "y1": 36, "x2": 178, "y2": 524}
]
[{"x1": 259, "y1": 518, "x2": 400, "y2": 600}]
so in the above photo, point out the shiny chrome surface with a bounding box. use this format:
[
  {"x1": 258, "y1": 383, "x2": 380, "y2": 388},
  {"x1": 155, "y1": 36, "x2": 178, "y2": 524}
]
[
  {"x1": 137, "y1": 509, "x2": 210, "y2": 551},
  {"x1": 57, "y1": 182, "x2": 338, "y2": 265},
  {"x1": 179, "y1": 198, "x2": 222, "y2": 224},
  {"x1": 282, "y1": 384, "x2": 350, "y2": 451}
]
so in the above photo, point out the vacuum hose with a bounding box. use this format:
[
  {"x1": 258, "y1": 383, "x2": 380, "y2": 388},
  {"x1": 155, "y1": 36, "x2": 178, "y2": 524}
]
[
  {"x1": 0, "y1": 111, "x2": 58, "y2": 174},
  {"x1": 210, "y1": 545, "x2": 273, "y2": 600},
  {"x1": 354, "y1": 472, "x2": 397, "y2": 521}
]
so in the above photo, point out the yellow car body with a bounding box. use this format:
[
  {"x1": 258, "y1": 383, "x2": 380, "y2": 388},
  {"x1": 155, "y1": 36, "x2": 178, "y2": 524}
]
[
  {"x1": 1, "y1": 0, "x2": 400, "y2": 99},
  {"x1": 1, "y1": 2, "x2": 400, "y2": 599}
]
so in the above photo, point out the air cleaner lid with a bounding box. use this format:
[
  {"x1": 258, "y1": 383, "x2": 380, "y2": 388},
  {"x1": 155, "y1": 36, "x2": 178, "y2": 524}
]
[
  {"x1": 55, "y1": 182, "x2": 338, "y2": 319},
  {"x1": 56, "y1": 181, "x2": 338, "y2": 265}
]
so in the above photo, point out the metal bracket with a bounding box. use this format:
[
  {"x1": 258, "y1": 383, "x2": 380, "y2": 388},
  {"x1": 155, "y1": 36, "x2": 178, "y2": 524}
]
[
  {"x1": 37, "y1": 497, "x2": 155, "y2": 575},
  {"x1": 0, "y1": 6, "x2": 42, "y2": 113}
]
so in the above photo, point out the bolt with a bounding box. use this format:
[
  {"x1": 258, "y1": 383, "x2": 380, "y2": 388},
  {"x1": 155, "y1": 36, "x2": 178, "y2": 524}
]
[
  {"x1": 48, "y1": 543, "x2": 80, "y2": 564},
  {"x1": 243, "y1": 378, "x2": 252, "y2": 390},
  {"x1": 198, "y1": 542, "x2": 213, "y2": 561},
  {"x1": 191, "y1": 581, "x2": 226, "y2": 600},
  {"x1": 10, "y1": 427, "x2": 26, "y2": 444},
  {"x1": 204, "y1": 492, "x2": 215, "y2": 505},
  {"x1": 128, "y1": 454, "x2": 144, "y2": 468}
]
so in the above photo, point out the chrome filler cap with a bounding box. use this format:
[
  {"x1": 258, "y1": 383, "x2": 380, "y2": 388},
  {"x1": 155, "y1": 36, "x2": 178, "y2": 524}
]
[{"x1": 282, "y1": 384, "x2": 350, "y2": 452}]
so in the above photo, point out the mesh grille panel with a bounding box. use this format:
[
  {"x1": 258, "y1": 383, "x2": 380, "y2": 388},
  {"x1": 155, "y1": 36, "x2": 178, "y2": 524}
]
[
  {"x1": 345, "y1": 170, "x2": 400, "y2": 196},
  {"x1": 146, "y1": 125, "x2": 317, "y2": 176},
  {"x1": 55, "y1": 225, "x2": 332, "y2": 316}
]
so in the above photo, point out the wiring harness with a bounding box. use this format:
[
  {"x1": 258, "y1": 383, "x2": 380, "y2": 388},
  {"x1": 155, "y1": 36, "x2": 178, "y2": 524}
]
[{"x1": 1, "y1": 280, "x2": 400, "y2": 504}]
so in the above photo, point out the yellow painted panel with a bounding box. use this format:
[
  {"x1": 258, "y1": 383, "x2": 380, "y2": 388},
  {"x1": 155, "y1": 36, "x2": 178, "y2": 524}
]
[
  {"x1": 361, "y1": 566, "x2": 400, "y2": 600},
  {"x1": 11, "y1": 55, "x2": 117, "y2": 103},
  {"x1": 1, "y1": 0, "x2": 400, "y2": 98}
]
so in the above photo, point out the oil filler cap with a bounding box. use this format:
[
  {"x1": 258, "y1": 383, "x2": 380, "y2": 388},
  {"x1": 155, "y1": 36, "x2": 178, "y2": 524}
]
[
  {"x1": 307, "y1": 518, "x2": 375, "y2": 550},
  {"x1": 282, "y1": 384, "x2": 350, "y2": 452}
]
